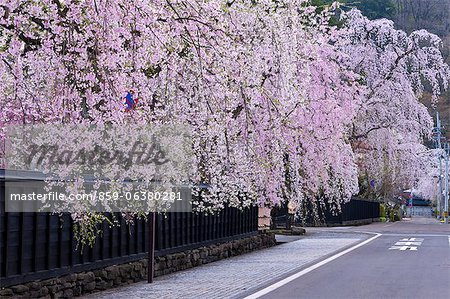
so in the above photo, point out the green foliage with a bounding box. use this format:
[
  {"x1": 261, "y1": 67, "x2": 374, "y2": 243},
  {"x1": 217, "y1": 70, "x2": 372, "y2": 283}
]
[
  {"x1": 309, "y1": 0, "x2": 396, "y2": 21},
  {"x1": 308, "y1": 0, "x2": 345, "y2": 27},
  {"x1": 387, "y1": 204, "x2": 401, "y2": 222},
  {"x1": 389, "y1": 209, "x2": 395, "y2": 221},
  {"x1": 380, "y1": 203, "x2": 400, "y2": 222},
  {"x1": 350, "y1": 0, "x2": 396, "y2": 19},
  {"x1": 380, "y1": 203, "x2": 386, "y2": 217},
  {"x1": 309, "y1": 0, "x2": 335, "y2": 8},
  {"x1": 73, "y1": 213, "x2": 116, "y2": 250}
]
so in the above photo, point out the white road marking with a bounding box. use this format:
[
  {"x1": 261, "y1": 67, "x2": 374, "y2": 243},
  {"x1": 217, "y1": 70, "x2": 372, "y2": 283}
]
[
  {"x1": 389, "y1": 237, "x2": 424, "y2": 251},
  {"x1": 389, "y1": 246, "x2": 418, "y2": 251},
  {"x1": 394, "y1": 241, "x2": 422, "y2": 246},
  {"x1": 242, "y1": 233, "x2": 382, "y2": 299},
  {"x1": 400, "y1": 238, "x2": 424, "y2": 242},
  {"x1": 448, "y1": 236, "x2": 450, "y2": 247},
  {"x1": 381, "y1": 234, "x2": 445, "y2": 237}
]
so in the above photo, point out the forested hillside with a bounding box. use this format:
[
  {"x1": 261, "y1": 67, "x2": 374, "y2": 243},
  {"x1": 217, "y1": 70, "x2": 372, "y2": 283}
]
[
  {"x1": 314, "y1": 0, "x2": 450, "y2": 138},
  {"x1": 390, "y1": 0, "x2": 450, "y2": 138}
]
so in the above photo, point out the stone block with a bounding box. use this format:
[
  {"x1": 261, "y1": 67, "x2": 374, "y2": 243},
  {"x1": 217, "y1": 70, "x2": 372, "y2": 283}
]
[
  {"x1": 83, "y1": 281, "x2": 96, "y2": 292},
  {"x1": 133, "y1": 263, "x2": 143, "y2": 271},
  {"x1": 29, "y1": 286, "x2": 49, "y2": 297},
  {"x1": 113, "y1": 277, "x2": 122, "y2": 286},
  {"x1": 48, "y1": 284, "x2": 63, "y2": 294},
  {"x1": 95, "y1": 280, "x2": 113, "y2": 291},
  {"x1": 291, "y1": 226, "x2": 306, "y2": 235},
  {"x1": 63, "y1": 288, "x2": 74, "y2": 298},
  {"x1": 28, "y1": 282, "x2": 41, "y2": 291},
  {"x1": 72, "y1": 286, "x2": 82, "y2": 296},
  {"x1": 210, "y1": 246, "x2": 219, "y2": 256},
  {"x1": 105, "y1": 266, "x2": 120, "y2": 280},
  {"x1": 119, "y1": 264, "x2": 133, "y2": 277},
  {"x1": 11, "y1": 284, "x2": 29, "y2": 294},
  {"x1": 0, "y1": 289, "x2": 13, "y2": 296},
  {"x1": 66, "y1": 274, "x2": 78, "y2": 282},
  {"x1": 93, "y1": 269, "x2": 108, "y2": 279},
  {"x1": 154, "y1": 260, "x2": 167, "y2": 271}
]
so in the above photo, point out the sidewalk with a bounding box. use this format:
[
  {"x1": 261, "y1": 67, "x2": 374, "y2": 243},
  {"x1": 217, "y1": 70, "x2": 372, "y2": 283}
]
[{"x1": 84, "y1": 231, "x2": 366, "y2": 299}]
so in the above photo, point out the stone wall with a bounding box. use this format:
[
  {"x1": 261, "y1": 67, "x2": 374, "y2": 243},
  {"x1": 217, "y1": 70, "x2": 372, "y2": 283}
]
[
  {"x1": 332, "y1": 218, "x2": 380, "y2": 226},
  {"x1": 0, "y1": 233, "x2": 276, "y2": 298}
]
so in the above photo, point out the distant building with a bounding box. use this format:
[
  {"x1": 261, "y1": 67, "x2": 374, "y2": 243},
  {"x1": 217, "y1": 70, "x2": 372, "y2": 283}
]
[{"x1": 400, "y1": 191, "x2": 432, "y2": 217}]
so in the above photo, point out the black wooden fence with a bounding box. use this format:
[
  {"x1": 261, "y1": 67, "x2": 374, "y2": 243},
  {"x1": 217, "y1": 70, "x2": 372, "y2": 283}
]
[
  {"x1": 322, "y1": 198, "x2": 380, "y2": 224},
  {"x1": 0, "y1": 173, "x2": 258, "y2": 287},
  {"x1": 272, "y1": 198, "x2": 380, "y2": 227}
]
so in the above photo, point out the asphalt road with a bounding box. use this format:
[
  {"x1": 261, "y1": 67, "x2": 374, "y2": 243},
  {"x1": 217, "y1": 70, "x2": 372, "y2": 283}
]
[{"x1": 250, "y1": 218, "x2": 450, "y2": 299}]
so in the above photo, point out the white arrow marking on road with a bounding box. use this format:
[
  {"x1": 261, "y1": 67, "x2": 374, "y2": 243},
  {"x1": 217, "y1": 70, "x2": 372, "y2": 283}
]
[
  {"x1": 394, "y1": 241, "x2": 422, "y2": 246},
  {"x1": 389, "y1": 246, "x2": 418, "y2": 251}
]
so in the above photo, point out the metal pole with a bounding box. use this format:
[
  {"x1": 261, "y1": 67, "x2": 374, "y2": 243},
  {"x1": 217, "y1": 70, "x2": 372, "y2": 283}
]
[
  {"x1": 409, "y1": 189, "x2": 413, "y2": 218},
  {"x1": 439, "y1": 155, "x2": 443, "y2": 219},
  {"x1": 444, "y1": 144, "x2": 449, "y2": 224},
  {"x1": 147, "y1": 212, "x2": 156, "y2": 283},
  {"x1": 435, "y1": 112, "x2": 443, "y2": 220},
  {"x1": 436, "y1": 179, "x2": 441, "y2": 219}
]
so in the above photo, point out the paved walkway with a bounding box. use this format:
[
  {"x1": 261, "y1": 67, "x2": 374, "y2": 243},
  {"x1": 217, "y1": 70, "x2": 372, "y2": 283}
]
[{"x1": 84, "y1": 231, "x2": 366, "y2": 299}]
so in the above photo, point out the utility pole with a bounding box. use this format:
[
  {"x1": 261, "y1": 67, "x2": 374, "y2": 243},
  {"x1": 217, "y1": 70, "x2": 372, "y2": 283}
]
[
  {"x1": 434, "y1": 112, "x2": 449, "y2": 224},
  {"x1": 409, "y1": 188, "x2": 414, "y2": 218},
  {"x1": 444, "y1": 143, "x2": 449, "y2": 224},
  {"x1": 433, "y1": 112, "x2": 443, "y2": 220},
  {"x1": 439, "y1": 152, "x2": 443, "y2": 220}
]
